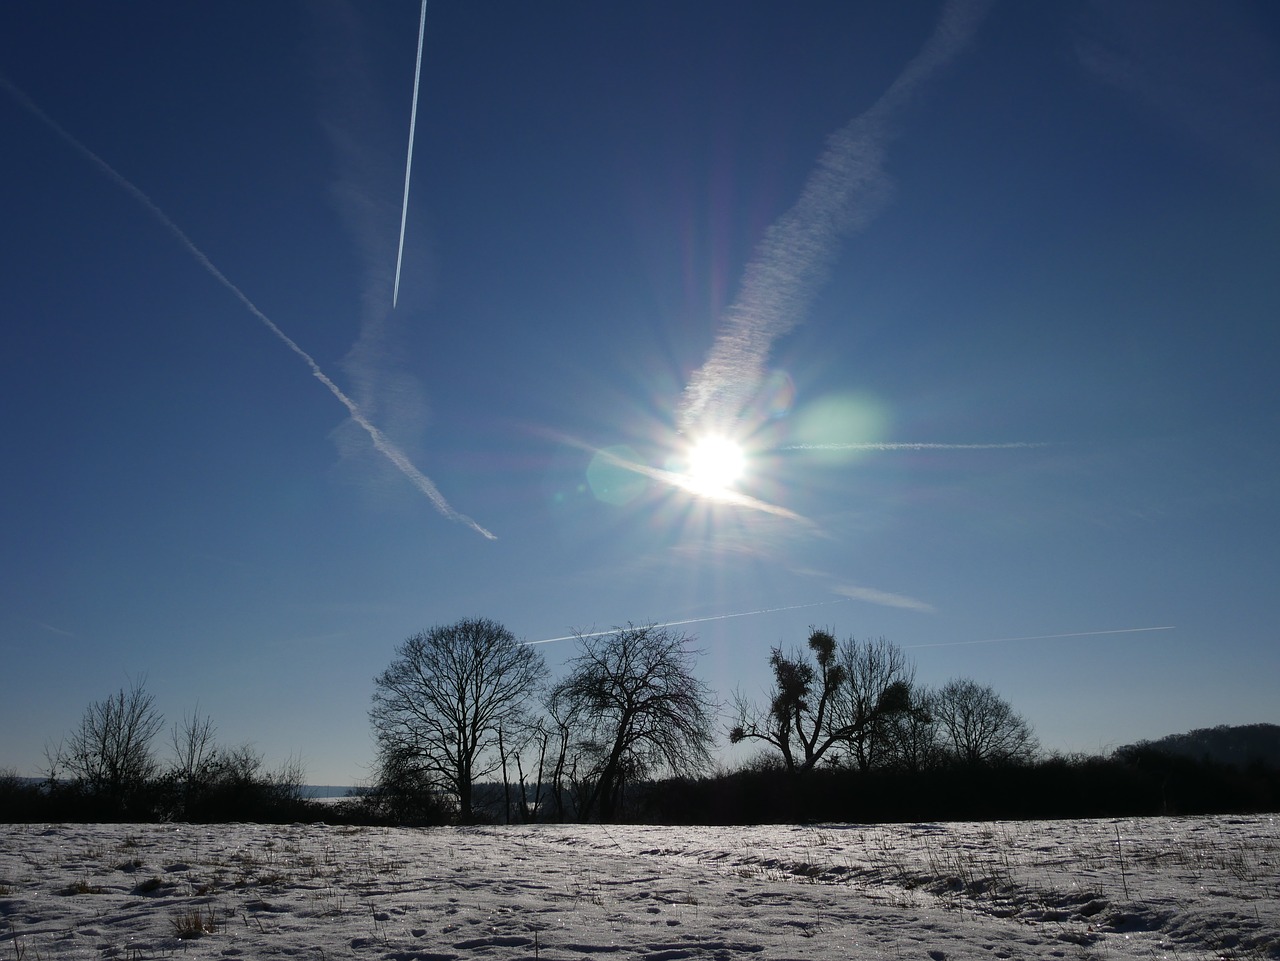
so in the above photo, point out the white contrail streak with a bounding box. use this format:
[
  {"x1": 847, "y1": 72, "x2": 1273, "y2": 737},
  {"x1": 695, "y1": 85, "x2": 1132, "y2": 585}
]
[
  {"x1": 904, "y1": 626, "x2": 1175, "y2": 650},
  {"x1": 782, "y1": 442, "x2": 1050, "y2": 451},
  {"x1": 525, "y1": 598, "x2": 851, "y2": 646},
  {"x1": 392, "y1": 0, "x2": 428, "y2": 310},
  {"x1": 678, "y1": 0, "x2": 993, "y2": 436},
  {"x1": 2, "y1": 75, "x2": 495, "y2": 540},
  {"x1": 32, "y1": 620, "x2": 77, "y2": 638}
]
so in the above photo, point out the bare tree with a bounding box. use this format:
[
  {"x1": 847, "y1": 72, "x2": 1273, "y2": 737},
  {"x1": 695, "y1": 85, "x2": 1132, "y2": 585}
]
[
  {"x1": 932, "y1": 678, "x2": 1039, "y2": 767},
  {"x1": 539, "y1": 685, "x2": 579, "y2": 821},
  {"x1": 554, "y1": 624, "x2": 716, "y2": 821},
  {"x1": 54, "y1": 678, "x2": 163, "y2": 810},
  {"x1": 502, "y1": 695, "x2": 577, "y2": 823},
  {"x1": 170, "y1": 708, "x2": 217, "y2": 786},
  {"x1": 730, "y1": 628, "x2": 845, "y2": 772},
  {"x1": 881, "y1": 685, "x2": 946, "y2": 773},
  {"x1": 494, "y1": 719, "x2": 553, "y2": 825},
  {"x1": 370, "y1": 618, "x2": 547, "y2": 822},
  {"x1": 832, "y1": 636, "x2": 921, "y2": 771},
  {"x1": 165, "y1": 707, "x2": 217, "y2": 814},
  {"x1": 732, "y1": 628, "x2": 914, "y2": 772},
  {"x1": 363, "y1": 738, "x2": 453, "y2": 825}
]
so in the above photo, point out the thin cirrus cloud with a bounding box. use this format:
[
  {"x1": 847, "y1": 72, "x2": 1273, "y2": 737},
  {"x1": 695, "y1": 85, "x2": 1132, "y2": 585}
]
[
  {"x1": 788, "y1": 564, "x2": 935, "y2": 614},
  {"x1": 832, "y1": 583, "x2": 937, "y2": 614},
  {"x1": 677, "y1": 0, "x2": 994, "y2": 438},
  {"x1": 0, "y1": 75, "x2": 495, "y2": 541}
]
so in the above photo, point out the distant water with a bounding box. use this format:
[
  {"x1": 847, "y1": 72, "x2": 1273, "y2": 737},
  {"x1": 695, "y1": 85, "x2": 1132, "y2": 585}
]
[{"x1": 302, "y1": 785, "x2": 357, "y2": 800}]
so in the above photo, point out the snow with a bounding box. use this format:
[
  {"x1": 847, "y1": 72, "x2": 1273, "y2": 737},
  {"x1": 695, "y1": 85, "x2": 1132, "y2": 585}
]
[{"x1": 1, "y1": 816, "x2": 1276, "y2": 959}]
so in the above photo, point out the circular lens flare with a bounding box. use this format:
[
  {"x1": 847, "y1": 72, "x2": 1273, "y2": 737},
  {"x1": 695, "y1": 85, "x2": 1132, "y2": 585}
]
[{"x1": 685, "y1": 435, "x2": 746, "y2": 497}]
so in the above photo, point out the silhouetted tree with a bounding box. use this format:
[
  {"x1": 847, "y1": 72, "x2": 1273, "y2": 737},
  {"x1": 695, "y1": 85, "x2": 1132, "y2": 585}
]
[
  {"x1": 359, "y1": 739, "x2": 454, "y2": 825},
  {"x1": 881, "y1": 685, "x2": 946, "y2": 773},
  {"x1": 370, "y1": 618, "x2": 547, "y2": 822},
  {"x1": 933, "y1": 678, "x2": 1039, "y2": 766},
  {"x1": 730, "y1": 628, "x2": 843, "y2": 771},
  {"x1": 731, "y1": 628, "x2": 914, "y2": 772},
  {"x1": 539, "y1": 684, "x2": 580, "y2": 820},
  {"x1": 167, "y1": 708, "x2": 217, "y2": 808},
  {"x1": 832, "y1": 636, "x2": 922, "y2": 771},
  {"x1": 0, "y1": 768, "x2": 44, "y2": 821},
  {"x1": 554, "y1": 624, "x2": 716, "y2": 821},
  {"x1": 50, "y1": 678, "x2": 163, "y2": 812}
]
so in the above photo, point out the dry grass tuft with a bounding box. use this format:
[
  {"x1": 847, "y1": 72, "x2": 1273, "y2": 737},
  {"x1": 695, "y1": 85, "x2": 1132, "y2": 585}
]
[
  {"x1": 171, "y1": 904, "x2": 221, "y2": 939},
  {"x1": 58, "y1": 878, "x2": 105, "y2": 896}
]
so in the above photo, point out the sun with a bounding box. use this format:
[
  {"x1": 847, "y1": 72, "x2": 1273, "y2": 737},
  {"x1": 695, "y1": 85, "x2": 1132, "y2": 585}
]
[{"x1": 684, "y1": 434, "x2": 746, "y2": 497}]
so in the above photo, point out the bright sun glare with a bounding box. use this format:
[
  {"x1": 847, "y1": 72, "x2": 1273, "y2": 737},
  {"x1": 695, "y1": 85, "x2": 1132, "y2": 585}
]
[{"x1": 685, "y1": 435, "x2": 746, "y2": 497}]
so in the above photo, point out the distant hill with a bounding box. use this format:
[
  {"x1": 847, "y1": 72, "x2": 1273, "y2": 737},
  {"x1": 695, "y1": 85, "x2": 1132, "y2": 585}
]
[{"x1": 1117, "y1": 723, "x2": 1280, "y2": 769}]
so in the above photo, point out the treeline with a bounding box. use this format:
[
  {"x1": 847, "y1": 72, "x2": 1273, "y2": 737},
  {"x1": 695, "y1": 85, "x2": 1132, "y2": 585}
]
[
  {"x1": 1, "y1": 682, "x2": 322, "y2": 823},
  {"x1": 385, "y1": 745, "x2": 1280, "y2": 826},
  {"x1": 3, "y1": 621, "x2": 1277, "y2": 825},
  {"x1": 627, "y1": 751, "x2": 1280, "y2": 824},
  {"x1": 1115, "y1": 723, "x2": 1280, "y2": 770},
  {"x1": 358, "y1": 621, "x2": 1278, "y2": 825}
]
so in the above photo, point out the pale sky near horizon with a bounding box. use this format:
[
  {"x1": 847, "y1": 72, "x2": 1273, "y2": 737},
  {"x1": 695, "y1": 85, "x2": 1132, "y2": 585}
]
[{"x1": 3, "y1": 1, "x2": 1278, "y2": 785}]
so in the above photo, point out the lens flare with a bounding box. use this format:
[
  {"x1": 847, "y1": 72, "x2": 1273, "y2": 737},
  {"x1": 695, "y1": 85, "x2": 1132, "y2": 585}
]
[{"x1": 587, "y1": 445, "x2": 648, "y2": 505}]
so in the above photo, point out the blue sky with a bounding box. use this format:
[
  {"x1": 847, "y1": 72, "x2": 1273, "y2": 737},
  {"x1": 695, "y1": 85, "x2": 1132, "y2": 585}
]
[{"x1": 3, "y1": 1, "x2": 1277, "y2": 785}]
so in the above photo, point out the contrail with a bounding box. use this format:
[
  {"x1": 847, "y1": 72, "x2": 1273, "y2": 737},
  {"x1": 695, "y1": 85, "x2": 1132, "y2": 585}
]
[
  {"x1": 525, "y1": 598, "x2": 851, "y2": 646},
  {"x1": 32, "y1": 620, "x2": 77, "y2": 638},
  {"x1": 904, "y1": 626, "x2": 1175, "y2": 650},
  {"x1": 678, "y1": 0, "x2": 993, "y2": 436},
  {"x1": 392, "y1": 0, "x2": 428, "y2": 310},
  {"x1": 530, "y1": 617, "x2": 1173, "y2": 649},
  {"x1": 782, "y1": 442, "x2": 1050, "y2": 452},
  {"x1": 2, "y1": 75, "x2": 495, "y2": 540}
]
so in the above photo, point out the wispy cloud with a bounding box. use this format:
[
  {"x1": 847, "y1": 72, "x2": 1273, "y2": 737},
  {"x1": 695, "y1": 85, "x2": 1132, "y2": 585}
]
[
  {"x1": 312, "y1": 3, "x2": 460, "y2": 521},
  {"x1": 831, "y1": 583, "x2": 936, "y2": 613},
  {"x1": 785, "y1": 564, "x2": 936, "y2": 614},
  {"x1": 678, "y1": 0, "x2": 994, "y2": 436},
  {"x1": 1, "y1": 74, "x2": 494, "y2": 540}
]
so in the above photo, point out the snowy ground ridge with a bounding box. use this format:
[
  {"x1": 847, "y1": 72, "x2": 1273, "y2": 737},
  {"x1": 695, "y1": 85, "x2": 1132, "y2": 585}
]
[{"x1": 1, "y1": 816, "x2": 1276, "y2": 960}]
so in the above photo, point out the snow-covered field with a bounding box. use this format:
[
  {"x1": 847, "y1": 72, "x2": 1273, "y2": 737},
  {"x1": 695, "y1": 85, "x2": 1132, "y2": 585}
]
[{"x1": 1, "y1": 816, "x2": 1276, "y2": 959}]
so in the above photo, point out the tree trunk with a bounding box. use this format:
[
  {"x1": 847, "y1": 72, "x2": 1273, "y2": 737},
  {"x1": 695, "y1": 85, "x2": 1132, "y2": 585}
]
[
  {"x1": 498, "y1": 726, "x2": 512, "y2": 825},
  {"x1": 458, "y1": 754, "x2": 473, "y2": 823}
]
